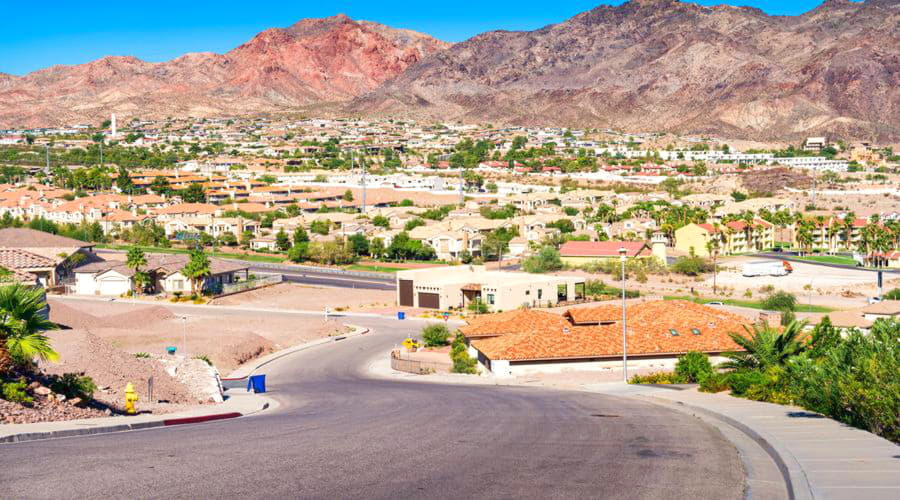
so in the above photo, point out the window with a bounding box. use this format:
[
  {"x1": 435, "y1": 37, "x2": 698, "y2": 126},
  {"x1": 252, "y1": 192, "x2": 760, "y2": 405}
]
[
  {"x1": 669, "y1": 329, "x2": 679, "y2": 336},
  {"x1": 525, "y1": 290, "x2": 530, "y2": 296},
  {"x1": 538, "y1": 289, "x2": 543, "y2": 300},
  {"x1": 691, "y1": 328, "x2": 701, "y2": 335},
  {"x1": 487, "y1": 293, "x2": 495, "y2": 305}
]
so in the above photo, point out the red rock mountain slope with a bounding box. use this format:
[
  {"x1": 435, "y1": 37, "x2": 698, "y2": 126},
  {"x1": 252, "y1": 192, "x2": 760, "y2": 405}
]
[
  {"x1": 0, "y1": 15, "x2": 449, "y2": 127},
  {"x1": 353, "y1": 0, "x2": 900, "y2": 141}
]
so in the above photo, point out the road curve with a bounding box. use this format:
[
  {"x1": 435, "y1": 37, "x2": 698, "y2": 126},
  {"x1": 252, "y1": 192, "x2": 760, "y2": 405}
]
[{"x1": 0, "y1": 316, "x2": 744, "y2": 499}]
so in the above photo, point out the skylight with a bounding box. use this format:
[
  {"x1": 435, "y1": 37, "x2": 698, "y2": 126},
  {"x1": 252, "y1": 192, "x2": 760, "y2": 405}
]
[
  {"x1": 691, "y1": 328, "x2": 701, "y2": 335},
  {"x1": 669, "y1": 328, "x2": 678, "y2": 336}
]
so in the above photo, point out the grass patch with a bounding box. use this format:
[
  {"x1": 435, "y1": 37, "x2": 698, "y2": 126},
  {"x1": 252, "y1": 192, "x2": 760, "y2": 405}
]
[
  {"x1": 663, "y1": 295, "x2": 835, "y2": 313},
  {"x1": 346, "y1": 264, "x2": 407, "y2": 273},
  {"x1": 793, "y1": 255, "x2": 858, "y2": 266},
  {"x1": 97, "y1": 244, "x2": 285, "y2": 263}
]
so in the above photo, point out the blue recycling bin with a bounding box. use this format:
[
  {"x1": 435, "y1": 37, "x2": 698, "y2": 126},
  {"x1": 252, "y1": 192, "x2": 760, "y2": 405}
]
[
  {"x1": 247, "y1": 374, "x2": 266, "y2": 393},
  {"x1": 397, "y1": 311, "x2": 406, "y2": 320}
]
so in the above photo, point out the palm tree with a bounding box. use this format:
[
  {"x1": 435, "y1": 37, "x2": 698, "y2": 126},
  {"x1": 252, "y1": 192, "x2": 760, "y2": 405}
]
[
  {"x1": 181, "y1": 248, "x2": 211, "y2": 296},
  {"x1": 842, "y1": 212, "x2": 856, "y2": 252},
  {"x1": 706, "y1": 223, "x2": 721, "y2": 295},
  {"x1": 0, "y1": 284, "x2": 58, "y2": 373},
  {"x1": 126, "y1": 246, "x2": 147, "y2": 295},
  {"x1": 722, "y1": 320, "x2": 807, "y2": 371}
]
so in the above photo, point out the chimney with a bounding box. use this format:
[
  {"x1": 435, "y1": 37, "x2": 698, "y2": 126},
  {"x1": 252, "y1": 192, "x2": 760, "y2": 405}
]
[{"x1": 651, "y1": 231, "x2": 668, "y2": 266}]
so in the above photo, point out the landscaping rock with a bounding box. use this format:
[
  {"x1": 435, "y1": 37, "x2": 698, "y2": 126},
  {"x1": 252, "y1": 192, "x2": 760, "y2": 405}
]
[{"x1": 34, "y1": 386, "x2": 51, "y2": 396}]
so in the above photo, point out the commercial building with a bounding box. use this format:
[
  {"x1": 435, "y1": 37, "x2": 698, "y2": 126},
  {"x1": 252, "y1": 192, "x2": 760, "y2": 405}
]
[{"x1": 395, "y1": 265, "x2": 584, "y2": 311}]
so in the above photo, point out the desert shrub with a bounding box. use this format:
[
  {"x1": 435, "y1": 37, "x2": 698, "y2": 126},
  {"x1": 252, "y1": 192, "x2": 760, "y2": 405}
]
[
  {"x1": 584, "y1": 280, "x2": 639, "y2": 299},
  {"x1": 628, "y1": 372, "x2": 686, "y2": 384},
  {"x1": 193, "y1": 355, "x2": 213, "y2": 366},
  {"x1": 48, "y1": 373, "x2": 97, "y2": 401},
  {"x1": 675, "y1": 351, "x2": 714, "y2": 383},
  {"x1": 421, "y1": 324, "x2": 451, "y2": 347},
  {"x1": 522, "y1": 246, "x2": 563, "y2": 273},
  {"x1": 1, "y1": 378, "x2": 32, "y2": 404},
  {"x1": 762, "y1": 291, "x2": 797, "y2": 312},
  {"x1": 884, "y1": 288, "x2": 900, "y2": 300},
  {"x1": 134, "y1": 352, "x2": 151, "y2": 358},
  {"x1": 467, "y1": 298, "x2": 489, "y2": 314}
]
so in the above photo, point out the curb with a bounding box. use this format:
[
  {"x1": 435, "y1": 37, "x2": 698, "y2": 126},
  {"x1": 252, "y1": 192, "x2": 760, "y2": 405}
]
[{"x1": 638, "y1": 394, "x2": 811, "y2": 500}]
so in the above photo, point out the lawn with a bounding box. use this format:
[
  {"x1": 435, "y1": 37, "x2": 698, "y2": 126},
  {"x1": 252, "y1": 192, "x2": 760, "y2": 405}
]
[
  {"x1": 346, "y1": 264, "x2": 408, "y2": 273},
  {"x1": 97, "y1": 244, "x2": 286, "y2": 264},
  {"x1": 793, "y1": 255, "x2": 858, "y2": 266},
  {"x1": 663, "y1": 295, "x2": 835, "y2": 313}
]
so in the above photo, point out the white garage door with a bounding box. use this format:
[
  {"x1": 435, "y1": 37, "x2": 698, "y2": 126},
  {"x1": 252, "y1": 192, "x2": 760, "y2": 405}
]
[{"x1": 99, "y1": 278, "x2": 130, "y2": 296}]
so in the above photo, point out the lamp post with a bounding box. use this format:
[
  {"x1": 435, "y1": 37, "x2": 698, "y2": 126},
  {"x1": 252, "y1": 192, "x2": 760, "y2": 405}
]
[
  {"x1": 181, "y1": 316, "x2": 187, "y2": 356},
  {"x1": 619, "y1": 246, "x2": 628, "y2": 382}
]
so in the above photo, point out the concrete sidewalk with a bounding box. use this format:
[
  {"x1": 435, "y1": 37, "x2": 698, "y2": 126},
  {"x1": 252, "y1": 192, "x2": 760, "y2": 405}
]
[
  {"x1": 0, "y1": 390, "x2": 274, "y2": 444},
  {"x1": 589, "y1": 383, "x2": 900, "y2": 500}
]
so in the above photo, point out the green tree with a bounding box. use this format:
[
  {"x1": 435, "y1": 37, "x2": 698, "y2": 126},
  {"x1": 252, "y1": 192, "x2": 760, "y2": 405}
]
[
  {"x1": 722, "y1": 320, "x2": 807, "y2": 371},
  {"x1": 275, "y1": 229, "x2": 291, "y2": 251},
  {"x1": 421, "y1": 323, "x2": 451, "y2": 347},
  {"x1": 181, "y1": 249, "x2": 211, "y2": 296},
  {"x1": 293, "y1": 227, "x2": 310, "y2": 245},
  {"x1": 347, "y1": 234, "x2": 369, "y2": 256},
  {"x1": 0, "y1": 284, "x2": 59, "y2": 372},
  {"x1": 125, "y1": 246, "x2": 147, "y2": 295},
  {"x1": 343, "y1": 189, "x2": 354, "y2": 202},
  {"x1": 371, "y1": 215, "x2": 390, "y2": 228},
  {"x1": 181, "y1": 183, "x2": 207, "y2": 203},
  {"x1": 522, "y1": 246, "x2": 563, "y2": 273}
]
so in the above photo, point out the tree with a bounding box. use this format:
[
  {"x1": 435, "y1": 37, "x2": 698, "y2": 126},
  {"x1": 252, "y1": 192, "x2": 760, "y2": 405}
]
[
  {"x1": 310, "y1": 220, "x2": 330, "y2": 235},
  {"x1": 125, "y1": 246, "x2": 147, "y2": 295},
  {"x1": 293, "y1": 227, "x2": 309, "y2": 245},
  {"x1": 181, "y1": 183, "x2": 207, "y2": 203},
  {"x1": 761, "y1": 291, "x2": 797, "y2": 312},
  {"x1": 522, "y1": 246, "x2": 563, "y2": 273},
  {"x1": 369, "y1": 238, "x2": 385, "y2": 260},
  {"x1": 371, "y1": 215, "x2": 390, "y2": 228},
  {"x1": 287, "y1": 242, "x2": 310, "y2": 263},
  {"x1": 347, "y1": 234, "x2": 370, "y2": 256},
  {"x1": 721, "y1": 320, "x2": 807, "y2": 371},
  {"x1": 0, "y1": 284, "x2": 59, "y2": 373},
  {"x1": 404, "y1": 218, "x2": 426, "y2": 231},
  {"x1": 343, "y1": 190, "x2": 354, "y2": 202},
  {"x1": 275, "y1": 229, "x2": 291, "y2": 251},
  {"x1": 150, "y1": 176, "x2": 172, "y2": 195},
  {"x1": 116, "y1": 166, "x2": 135, "y2": 193},
  {"x1": 181, "y1": 249, "x2": 211, "y2": 296}
]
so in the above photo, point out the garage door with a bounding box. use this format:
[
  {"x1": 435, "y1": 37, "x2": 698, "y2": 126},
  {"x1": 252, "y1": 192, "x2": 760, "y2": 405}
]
[
  {"x1": 99, "y1": 278, "x2": 129, "y2": 296},
  {"x1": 418, "y1": 292, "x2": 440, "y2": 309},
  {"x1": 399, "y1": 280, "x2": 414, "y2": 307}
]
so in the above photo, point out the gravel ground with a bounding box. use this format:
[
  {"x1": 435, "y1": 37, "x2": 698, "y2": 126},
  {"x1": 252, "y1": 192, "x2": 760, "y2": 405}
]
[{"x1": 211, "y1": 282, "x2": 396, "y2": 313}]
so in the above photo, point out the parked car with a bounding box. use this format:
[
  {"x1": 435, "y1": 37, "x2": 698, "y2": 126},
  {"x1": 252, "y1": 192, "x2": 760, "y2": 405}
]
[{"x1": 867, "y1": 297, "x2": 882, "y2": 305}]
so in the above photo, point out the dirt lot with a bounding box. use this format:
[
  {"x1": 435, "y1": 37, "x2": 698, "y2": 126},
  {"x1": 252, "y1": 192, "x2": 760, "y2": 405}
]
[
  {"x1": 48, "y1": 298, "x2": 349, "y2": 375},
  {"x1": 212, "y1": 283, "x2": 397, "y2": 313}
]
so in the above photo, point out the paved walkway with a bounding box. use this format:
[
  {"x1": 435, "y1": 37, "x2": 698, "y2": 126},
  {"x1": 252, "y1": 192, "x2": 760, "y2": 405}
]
[{"x1": 587, "y1": 383, "x2": 900, "y2": 500}]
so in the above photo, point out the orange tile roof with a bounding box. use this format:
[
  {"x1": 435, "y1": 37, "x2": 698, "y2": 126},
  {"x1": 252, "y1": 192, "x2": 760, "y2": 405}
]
[
  {"x1": 459, "y1": 309, "x2": 569, "y2": 339},
  {"x1": 470, "y1": 301, "x2": 749, "y2": 361}
]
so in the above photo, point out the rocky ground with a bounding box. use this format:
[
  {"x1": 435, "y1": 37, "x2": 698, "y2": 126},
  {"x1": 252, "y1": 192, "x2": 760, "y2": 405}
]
[{"x1": 211, "y1": 283, "x2": 397, "y2": 314}]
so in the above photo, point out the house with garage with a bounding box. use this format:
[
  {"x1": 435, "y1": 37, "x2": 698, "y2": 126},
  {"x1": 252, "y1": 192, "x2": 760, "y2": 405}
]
[
  {"x1": 0, "y1": 227, "x2": 95, "y2": 286},
  {"x1": 74, "y1": 254, "x2": 249, "y2": 296},
  {"x1": 395, "y1": 265, "x2": 584, "y2": 311},
  {"x1": 461, "y1": 300, "x2": 749, "y2": 377}
]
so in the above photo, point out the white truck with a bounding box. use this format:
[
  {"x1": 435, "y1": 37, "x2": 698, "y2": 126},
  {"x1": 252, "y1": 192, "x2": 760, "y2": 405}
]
[{"x1": 742, "y1": 260, "x2": 791, "y2": 277}]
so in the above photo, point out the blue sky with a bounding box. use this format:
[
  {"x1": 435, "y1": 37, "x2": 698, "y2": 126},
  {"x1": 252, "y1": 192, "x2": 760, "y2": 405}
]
[{"x1": 2, "y1": 1, "x2": 839, "y2": 75}]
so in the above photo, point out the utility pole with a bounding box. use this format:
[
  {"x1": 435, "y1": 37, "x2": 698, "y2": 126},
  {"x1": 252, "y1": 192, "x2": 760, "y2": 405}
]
[
  {"x1": 811, "y1": 165, "x2": 817, "y2": 207},
  {"x1": 458, "y1": 167, "x2": 464, "y2": 206},
  {"x1": 361, "y1": 150, "x2": 367, "y2": 215}
]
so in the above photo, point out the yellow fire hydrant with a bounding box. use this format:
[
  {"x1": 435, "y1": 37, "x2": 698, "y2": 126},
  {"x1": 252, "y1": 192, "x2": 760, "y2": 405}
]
[{"x1": 124, "y1": 382, "x2": 138, "y2": 415}]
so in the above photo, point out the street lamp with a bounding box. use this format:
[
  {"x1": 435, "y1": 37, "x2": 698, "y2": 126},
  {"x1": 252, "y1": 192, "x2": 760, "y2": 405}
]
[
  {"x1": 619, "y1": 246, "x2": 628, "y2": 382},
  {"x1": 181, "y1": 316, "x2": 187, "y2": 356}
]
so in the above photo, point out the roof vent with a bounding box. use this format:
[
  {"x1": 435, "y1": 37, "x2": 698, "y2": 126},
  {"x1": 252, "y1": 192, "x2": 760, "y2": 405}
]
[{"x1": 562, "y1": 327, "x2": 570, "y2": 335}]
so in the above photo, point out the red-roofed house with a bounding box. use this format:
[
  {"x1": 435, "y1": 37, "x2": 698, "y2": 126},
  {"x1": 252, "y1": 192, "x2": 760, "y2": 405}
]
[{"x1": 559, "y1": 237, "x2": 667, "y2": 266}]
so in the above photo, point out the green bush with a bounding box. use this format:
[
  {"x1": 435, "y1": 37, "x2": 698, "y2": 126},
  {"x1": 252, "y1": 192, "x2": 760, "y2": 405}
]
[
  {"x1": 675, "y1": 351, "x2": 714, "y2": 383},
  {"x1": 421, "y1": 324, "x2": 451, "y2": 347},
  {"x1": 761, "y1": 291, "x2": 797, "y2": 312},
  {"x1": 1, "y1": 378, "x2": 32, "y2": 404},
  {"x1": 522, "y1": 246, "x2": 563, "y2": 273},
  {"x1": 726, "y1": 371, "x2": 768, "y2": 396},
  {"x1": 699, "y1": 372, "x2": 730, "y2": 393},
  {"x1": 134, "y1": 352, "x2": 151, "y2": 358},
  {"x1": 193, "y1": 355, "x2": 213, "y2": 366},
  {"x1": 671, "y1": 255, "x2": 713, "y2": 276},
  {"x1": 48, "y1": 373, "x2": 97, "y2": 401},
  {"x1": 884, "y1": 288, "x2": 900, "y2": 300},
  {"x1": 450, "y1": 333, "x2": 478, "y2": 374},
  {"x1": 629, "y1": 372, "x2": 686, "y2": 384},
  {"x1": 467, "y1": 298, "x2": 489, "y2": 314}
]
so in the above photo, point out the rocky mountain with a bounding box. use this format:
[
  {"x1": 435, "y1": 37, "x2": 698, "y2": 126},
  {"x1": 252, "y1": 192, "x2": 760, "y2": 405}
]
[
  {"x1": 0, "y1": 15, "x2": 449, "y2": 127},
  {"x1": 353, "y1": 0, "x2": 900, "y2": 141}
]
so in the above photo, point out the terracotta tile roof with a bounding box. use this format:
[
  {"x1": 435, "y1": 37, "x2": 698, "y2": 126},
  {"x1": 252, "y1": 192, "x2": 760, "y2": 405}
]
[
  {"x1": 559, "y1": 240, "x2": 651, "y2": 257},
  {"x1": 0, "y1": 248, "x2": 56, "y2": 270},
  {"x1": 565, "y1": 304, "x2": 622, "y2": 325},
  {"x1": 470, "y1": 301, "x2": 750, "y2": 361},
  {"x1": 0, "y1": 227, "x2": 93, "y2": 248},
  {"x1": 459, "y1": 309, "x2": 569, "y2": 339}
]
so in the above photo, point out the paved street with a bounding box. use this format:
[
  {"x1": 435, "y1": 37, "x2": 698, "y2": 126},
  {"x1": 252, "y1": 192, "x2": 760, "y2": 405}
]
[{"x1": 0, "y1": 314, "x2": 744, "y2": 499}]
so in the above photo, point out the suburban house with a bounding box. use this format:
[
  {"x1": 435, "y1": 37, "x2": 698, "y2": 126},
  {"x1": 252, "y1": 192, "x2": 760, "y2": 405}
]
[
  {"x1": 0, "y1": 227, "x2": 96, "y2": 286},
  {"x1": 559, "y1": 236, "x2": 667, "y2": 267},
  {"x1": 860, "y1": 301, "x2": 900, "y2": 322},
  {"x1": 395, "y1": 265, "x2": 585, "y2": 311},
  {"x1": 462, "y1": 300, "x2": 749, "y2": 377},
  {"x1": 74, "y1": 254, "x2": 249, "y2": 296}
]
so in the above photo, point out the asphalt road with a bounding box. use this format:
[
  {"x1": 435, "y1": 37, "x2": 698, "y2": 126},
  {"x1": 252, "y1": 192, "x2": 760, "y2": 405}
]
[
  {"x1": 0, "y1": 314, "x2": 744, "y2": 499},
  {"x1": 752, "y1": 253, "x2": 900, "y2": 275},
  {"x1": 257, "y1": 267, "x2": 396, "y2": 291}
]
